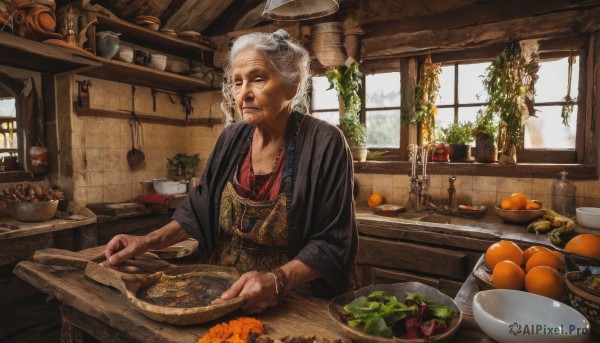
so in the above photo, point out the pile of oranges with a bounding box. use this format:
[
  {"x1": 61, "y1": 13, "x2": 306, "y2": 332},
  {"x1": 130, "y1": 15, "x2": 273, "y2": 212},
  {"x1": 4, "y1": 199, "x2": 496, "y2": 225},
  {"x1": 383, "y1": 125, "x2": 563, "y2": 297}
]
[
  {"x1": 485, "y1": 240, "x2": 565, "y2": 300},
  {"x1": 500, "y1": 193, "x2": 541, "y2": 210}
]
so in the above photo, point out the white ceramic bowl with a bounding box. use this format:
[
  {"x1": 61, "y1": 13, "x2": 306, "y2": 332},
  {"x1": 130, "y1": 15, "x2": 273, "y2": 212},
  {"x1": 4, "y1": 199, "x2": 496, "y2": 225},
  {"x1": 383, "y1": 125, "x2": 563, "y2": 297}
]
[
  {"x1": 151, "y1": 54, "x2": 167, "y2": 71},
  {"x1": 473, "y1": 289, "x2": 590, "y2": 343},
  {"x1": 576, "y1": 207, "x2": 600, "y2": 230},
  {"x1": 117, "y1": 45, "x2": 133, "y2": 63},
  {"x1": 151, "y1": 179, "x2": 186, "y2": 194}
]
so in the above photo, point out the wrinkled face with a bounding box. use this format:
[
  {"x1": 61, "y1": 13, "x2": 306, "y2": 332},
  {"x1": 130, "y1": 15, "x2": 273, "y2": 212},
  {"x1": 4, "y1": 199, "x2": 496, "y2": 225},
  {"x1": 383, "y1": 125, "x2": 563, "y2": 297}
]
[{"x1": 231, "y1": 49, "x2": 293, "y2": 127}]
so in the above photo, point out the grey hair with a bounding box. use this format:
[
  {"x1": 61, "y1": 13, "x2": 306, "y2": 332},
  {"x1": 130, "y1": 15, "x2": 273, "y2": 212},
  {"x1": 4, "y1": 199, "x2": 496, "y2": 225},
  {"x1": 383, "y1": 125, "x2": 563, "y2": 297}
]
[{"x1": 222, "y1": 29, "x2": 312, "y2": 121}]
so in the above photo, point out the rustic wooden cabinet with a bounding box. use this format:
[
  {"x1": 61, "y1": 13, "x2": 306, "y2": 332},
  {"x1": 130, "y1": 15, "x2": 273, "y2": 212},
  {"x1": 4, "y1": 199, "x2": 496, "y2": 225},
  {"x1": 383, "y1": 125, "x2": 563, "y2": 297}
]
[{"x1": 355, "y1": 219, "x2": 499, "y2": 298}]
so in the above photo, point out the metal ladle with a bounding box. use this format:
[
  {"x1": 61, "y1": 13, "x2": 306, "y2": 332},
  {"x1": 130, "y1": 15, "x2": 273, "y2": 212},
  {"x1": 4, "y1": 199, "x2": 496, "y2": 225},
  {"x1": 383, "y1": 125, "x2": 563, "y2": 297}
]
[{"x1": 127, "y1": 85, "x2": 145, "y2": 168}]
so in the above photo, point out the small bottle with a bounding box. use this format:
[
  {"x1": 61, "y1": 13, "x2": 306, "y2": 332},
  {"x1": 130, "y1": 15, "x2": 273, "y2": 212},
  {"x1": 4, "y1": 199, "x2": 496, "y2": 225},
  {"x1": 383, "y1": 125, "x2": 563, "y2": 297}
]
[{"x1": 552, "y1": 171, "x2": 576, "y2": 217}]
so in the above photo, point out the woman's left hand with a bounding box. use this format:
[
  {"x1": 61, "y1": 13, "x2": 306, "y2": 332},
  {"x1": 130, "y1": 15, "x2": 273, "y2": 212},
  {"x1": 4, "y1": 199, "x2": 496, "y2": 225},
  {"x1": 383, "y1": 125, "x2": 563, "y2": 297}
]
[{"x1": 211, "y1": 271, "x2": 278, "y2": 313}]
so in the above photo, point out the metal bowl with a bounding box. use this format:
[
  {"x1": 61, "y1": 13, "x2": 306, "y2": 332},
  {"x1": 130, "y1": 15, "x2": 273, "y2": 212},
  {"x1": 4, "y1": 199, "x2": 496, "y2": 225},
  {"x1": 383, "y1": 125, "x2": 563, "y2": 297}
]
[{"x1": 7, "y1": 200, "x2": 59, "y2": 222}]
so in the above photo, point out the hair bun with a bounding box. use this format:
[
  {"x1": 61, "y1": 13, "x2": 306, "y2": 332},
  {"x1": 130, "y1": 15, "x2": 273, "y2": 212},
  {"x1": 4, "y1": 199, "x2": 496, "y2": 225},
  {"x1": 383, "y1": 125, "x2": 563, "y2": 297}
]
[{"x1": 272, "y1": 29, "x2": 290, "y2": 41}]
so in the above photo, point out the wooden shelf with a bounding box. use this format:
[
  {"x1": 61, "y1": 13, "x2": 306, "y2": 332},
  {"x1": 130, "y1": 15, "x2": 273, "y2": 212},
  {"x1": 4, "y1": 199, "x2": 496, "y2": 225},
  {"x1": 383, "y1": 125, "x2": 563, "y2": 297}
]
[
  {"x1": 80, "y1": 57, "x2": 209, "y2": 93},
  {"x1": 94, "y1": 15, "x2": 215, "y2": 61},
  {"x1": 0, "y1": 32, "x2": 101, "y2": 74}
]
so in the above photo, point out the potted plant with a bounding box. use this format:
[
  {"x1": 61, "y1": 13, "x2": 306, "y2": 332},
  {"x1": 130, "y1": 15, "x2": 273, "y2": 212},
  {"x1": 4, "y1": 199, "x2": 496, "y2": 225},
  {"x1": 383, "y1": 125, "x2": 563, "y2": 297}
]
[
  {"x1": 481, "y1": 40, "x2": 540, "y2": 164},
  {"x1": 167, "y1": 153, "x2": 200, "y2": 181},
  {"x1": 326, "y1": 61, "x2": 368, "y2": 162},
  {"x1": 472, "y1": 110, "x2": 499, "y2": 163},
  {"x1": 438, "y1": 121, "x2": 474, "y2": 163}
]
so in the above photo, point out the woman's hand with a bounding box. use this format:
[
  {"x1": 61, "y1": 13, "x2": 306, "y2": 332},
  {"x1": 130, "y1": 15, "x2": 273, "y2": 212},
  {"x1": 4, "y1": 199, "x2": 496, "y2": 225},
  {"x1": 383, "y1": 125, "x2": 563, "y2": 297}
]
[
  {"x1": 212, "y1": 271, "x2": 278, "y2": 314},
  {"x1": 104, "y1": 234, "x2": 150, "y2": 266},
  {"x1": 104, "y1": 220, "x2": 191, "y2": 266}
]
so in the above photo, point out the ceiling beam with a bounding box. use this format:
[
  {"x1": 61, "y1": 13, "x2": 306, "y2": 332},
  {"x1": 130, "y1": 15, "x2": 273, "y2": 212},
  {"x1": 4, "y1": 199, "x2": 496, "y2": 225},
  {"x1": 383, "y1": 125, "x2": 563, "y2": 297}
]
[
  {"x1": 361, "y1": 6, "x2": 600, "y2": 60},
  {"x1": 202, "y1": 0, "x2": 265, "y2": 36}
]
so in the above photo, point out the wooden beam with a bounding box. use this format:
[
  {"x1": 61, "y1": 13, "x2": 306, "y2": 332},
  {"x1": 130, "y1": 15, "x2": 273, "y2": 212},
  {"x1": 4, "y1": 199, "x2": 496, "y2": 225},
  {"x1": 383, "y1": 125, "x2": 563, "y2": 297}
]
[
  {"x1": 361, "y1": 7, "x2": 600, "y2": 60},
  {"x1": 361, "y1": 0, "x2": 600, "y2": 37},
  {"x1": 202, "y1": 0, "x2": 265, "y2": 36},
  {"x1": 399, "y1": 58, "x2": 417, "y2": 161}
]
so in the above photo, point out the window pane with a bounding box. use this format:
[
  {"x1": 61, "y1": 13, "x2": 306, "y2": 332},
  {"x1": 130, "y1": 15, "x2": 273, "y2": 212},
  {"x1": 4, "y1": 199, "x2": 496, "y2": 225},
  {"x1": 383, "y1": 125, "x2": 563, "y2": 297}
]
[
  {"x1": 311, "y1": 76, "x2": 338, "y2": 110},
  {"x1": 458, "y1": 62, "x2": 488, "y2": 104},
  {"x1": 366, "y1": 109, "x2": 400, "y2": 148},
  {"x1": 457, "y1": 105, "x2": 483, "y2": 125},
  {"x1": 0, "y1": 98, "x2": 16, "y2": 117},
  {"x1": 524, "y1": 105, "x2": 576, "y2": 149},
  {"x1": 434, "y1": 107, "x2": 455, "y2": 139},
  {"x1": 438, "y1": 65, "x2": 455, "y2": 105},
  {"x1": 313, "y1": 111, "x2": 339, "y2": 126},
  {"x1": 365, "y1": 72, "x2": 400, "y2": 108},
  {"x1": 536, "y1": 57, "x2": 579, "y2": 103}
]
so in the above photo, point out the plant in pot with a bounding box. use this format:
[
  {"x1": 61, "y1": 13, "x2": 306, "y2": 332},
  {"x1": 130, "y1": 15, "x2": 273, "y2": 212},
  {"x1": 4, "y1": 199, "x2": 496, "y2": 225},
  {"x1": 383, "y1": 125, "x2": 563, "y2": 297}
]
[
  {"x1": 167, "y1": 153, "x2": 200, "y2": 181},
  {"x1": 481, "y1": 40, "x2": 540, "y2": 164},
  {"x1": 326, "y1": 60, "x2": 367, "y2": 161},
  {"x1": 472, "y1": 110, "x2": 499, "y2": 163},
  {"x1": 439, "y1": 121, "x2": 474, "y2": 163}
]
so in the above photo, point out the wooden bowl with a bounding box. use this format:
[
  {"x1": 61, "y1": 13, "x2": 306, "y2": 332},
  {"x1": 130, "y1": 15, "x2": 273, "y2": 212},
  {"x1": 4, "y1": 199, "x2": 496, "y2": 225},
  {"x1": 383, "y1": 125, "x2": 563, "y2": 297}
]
[
  {"x1": 329, "y1": 282, "x2": 462, "y2": 342},
  {"x1": 494, "y1": 205, "x2": 543, "y2": 223},
  {"x1": 565, "y1": 271, "x2": 600, "y2": 335}
]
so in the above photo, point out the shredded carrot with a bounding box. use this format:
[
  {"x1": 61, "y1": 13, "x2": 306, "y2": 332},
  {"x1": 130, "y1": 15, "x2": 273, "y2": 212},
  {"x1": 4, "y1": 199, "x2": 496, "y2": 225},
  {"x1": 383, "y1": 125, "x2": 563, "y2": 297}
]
[{"x1": 198, "y1": 317, "x2": 264, "y2": 343}]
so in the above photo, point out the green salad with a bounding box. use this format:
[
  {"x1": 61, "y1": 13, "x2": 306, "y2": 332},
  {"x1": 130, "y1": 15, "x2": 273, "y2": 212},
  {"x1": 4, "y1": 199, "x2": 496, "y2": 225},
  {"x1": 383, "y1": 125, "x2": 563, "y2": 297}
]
[{"x1": 342, "y1": 291, "x2": 454, "y2": 339}]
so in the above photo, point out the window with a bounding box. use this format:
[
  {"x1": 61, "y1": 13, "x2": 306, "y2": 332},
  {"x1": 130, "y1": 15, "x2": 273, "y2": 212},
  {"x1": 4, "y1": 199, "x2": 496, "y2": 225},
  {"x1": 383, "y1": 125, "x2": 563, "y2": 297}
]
[
  {"x1": 436, "y1": 56, "x2": 579, "y2": 160},
  {"x1": 0, "y1": 97, "x2": 17, "y2": 157},
  {"x1": 311, "y1": 76, "x2": 339, "y2": 126},
  {"x1": 365, "y1": 72, "x2": 401, "y2": 148}
]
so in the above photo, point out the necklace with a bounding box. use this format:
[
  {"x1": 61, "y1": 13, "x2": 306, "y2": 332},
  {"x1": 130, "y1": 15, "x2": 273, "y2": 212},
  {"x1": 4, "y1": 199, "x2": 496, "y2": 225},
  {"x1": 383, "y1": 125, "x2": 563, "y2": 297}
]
[{"x1": 248, "y1": 133, "x2": 285, "y2": 200}]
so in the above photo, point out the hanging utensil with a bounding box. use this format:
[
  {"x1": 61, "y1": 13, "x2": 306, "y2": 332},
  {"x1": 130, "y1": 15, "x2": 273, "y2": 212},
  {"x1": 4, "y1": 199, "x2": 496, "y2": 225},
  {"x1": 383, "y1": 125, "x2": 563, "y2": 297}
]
[{"x1": 127, "y1": 85, "x2": 145, "y2": 168}]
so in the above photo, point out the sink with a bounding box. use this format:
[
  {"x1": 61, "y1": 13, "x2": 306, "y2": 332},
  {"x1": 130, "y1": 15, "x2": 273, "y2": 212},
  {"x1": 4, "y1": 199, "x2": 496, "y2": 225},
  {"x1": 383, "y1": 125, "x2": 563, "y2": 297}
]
[{"x1": 418, "y1": 214, "x2": 452, "y2": 224}]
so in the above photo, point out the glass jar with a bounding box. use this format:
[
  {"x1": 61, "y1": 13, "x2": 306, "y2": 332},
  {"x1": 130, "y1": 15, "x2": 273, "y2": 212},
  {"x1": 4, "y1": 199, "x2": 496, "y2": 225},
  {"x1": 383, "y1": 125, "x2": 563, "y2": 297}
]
[{"x1": 552, "y1": 171, "x2": 576, "y2": 217}]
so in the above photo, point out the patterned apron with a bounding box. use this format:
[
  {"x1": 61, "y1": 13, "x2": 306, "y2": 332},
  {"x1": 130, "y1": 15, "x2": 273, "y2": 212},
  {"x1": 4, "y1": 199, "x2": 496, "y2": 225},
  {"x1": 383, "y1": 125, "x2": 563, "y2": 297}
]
[{"x1": 212, "y1": 182, "x2": 289, "y2": 273}]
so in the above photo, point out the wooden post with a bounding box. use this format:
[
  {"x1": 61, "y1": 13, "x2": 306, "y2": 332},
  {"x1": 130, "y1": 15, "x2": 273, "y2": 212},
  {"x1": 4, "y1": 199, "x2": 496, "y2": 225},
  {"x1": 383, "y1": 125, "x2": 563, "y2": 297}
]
[{"x1": 400, "y1": 57, "x2": 418, "y2": 161}]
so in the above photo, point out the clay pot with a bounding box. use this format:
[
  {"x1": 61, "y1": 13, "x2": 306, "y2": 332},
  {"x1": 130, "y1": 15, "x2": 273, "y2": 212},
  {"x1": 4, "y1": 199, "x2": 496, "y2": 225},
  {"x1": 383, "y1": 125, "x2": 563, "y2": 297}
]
[
  {"x1": 13, "y1": 3, "x2": 62, "y2": 41},
  {"x1": 449, "y1": 144, "x2": 471, "y2": 163},
  {"x1": 30, "y1": 146, "x2": 48, "y2": 174},
  {"x1": 2, "y1": 156, "x2": 18, "y2": 171},
  {"x1": 96, "y1": 30, "x2": 121, "y2": 58},
  {"x1": 475, "y1": 135, "x2": 498, "y2": 163}
]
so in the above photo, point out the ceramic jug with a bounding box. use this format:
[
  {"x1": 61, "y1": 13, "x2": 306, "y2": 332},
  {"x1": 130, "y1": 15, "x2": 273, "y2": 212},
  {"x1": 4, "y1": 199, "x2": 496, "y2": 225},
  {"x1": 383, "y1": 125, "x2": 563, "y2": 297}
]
[{"x1": 96, "y1": 30, "x2": 121, "y2": 58}]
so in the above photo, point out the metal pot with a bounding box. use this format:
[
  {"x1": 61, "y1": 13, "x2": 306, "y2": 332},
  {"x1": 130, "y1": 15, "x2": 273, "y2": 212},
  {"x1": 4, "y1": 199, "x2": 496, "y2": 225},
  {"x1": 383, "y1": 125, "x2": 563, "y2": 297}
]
[
  {"x1": 96, "y1": 30, "x2": 120, "y2": 58},
  {"x1": 7, "y1": 200, "x2": 59, "y2": 222}
]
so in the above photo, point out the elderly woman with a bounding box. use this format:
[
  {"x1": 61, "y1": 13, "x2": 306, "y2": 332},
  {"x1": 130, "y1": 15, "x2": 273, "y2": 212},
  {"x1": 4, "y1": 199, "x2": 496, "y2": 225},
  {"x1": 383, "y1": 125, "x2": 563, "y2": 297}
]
[{"x1": 104, "y1": 29, "x2": 357, "y2": 314}]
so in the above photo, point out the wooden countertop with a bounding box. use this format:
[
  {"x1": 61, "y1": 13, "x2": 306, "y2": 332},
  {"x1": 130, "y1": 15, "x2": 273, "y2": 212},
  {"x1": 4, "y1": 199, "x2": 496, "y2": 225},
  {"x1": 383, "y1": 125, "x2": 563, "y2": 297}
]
[
  {"x1": 356, "y1": 207, "x2": 564, "y2": 247},
  {"x1": 13, "y1": 245, "x2": 494, "y2": 342},
  {"x1": 0, "y1": 202, "x2": 96, "y2": 240}
]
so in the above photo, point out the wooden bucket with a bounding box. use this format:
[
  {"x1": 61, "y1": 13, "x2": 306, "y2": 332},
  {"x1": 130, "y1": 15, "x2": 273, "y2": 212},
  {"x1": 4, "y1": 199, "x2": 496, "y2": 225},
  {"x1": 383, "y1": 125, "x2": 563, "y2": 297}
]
[{"x1": 311, "y1": 22, "x2": 346, "y2": 67}]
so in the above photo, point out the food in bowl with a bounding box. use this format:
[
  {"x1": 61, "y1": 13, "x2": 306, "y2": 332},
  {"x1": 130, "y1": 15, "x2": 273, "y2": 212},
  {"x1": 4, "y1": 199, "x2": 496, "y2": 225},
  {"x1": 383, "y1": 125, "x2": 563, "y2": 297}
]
[
  {"x1": 565, "y1": 271, "x2": 600, "y2": 335},
  {"x1": 576, "y1": 207, "x2": 600, "y2": 230},
  {"x1": 329, "y1": 282, "x2": 461, "y2": 342},
  {"x1": 473, "y1": 289, "x2": 590, "y2": 343}
]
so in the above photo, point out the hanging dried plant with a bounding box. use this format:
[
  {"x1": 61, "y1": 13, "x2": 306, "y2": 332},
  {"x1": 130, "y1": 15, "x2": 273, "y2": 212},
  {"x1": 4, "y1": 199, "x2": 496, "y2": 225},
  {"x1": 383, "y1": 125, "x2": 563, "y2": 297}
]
[
  {"x1": 561, "y1": 52, "x2": 576, "y2": 126},
  {"x1": 412, "y1": 54, "x2": 441, "y2": 146}
]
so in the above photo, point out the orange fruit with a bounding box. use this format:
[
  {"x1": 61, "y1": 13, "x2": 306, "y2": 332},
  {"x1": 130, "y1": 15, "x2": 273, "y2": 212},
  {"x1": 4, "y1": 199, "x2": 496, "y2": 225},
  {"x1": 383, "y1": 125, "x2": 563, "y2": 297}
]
[
  {"x1": 500, "y1": 199, "x2": 512, "y2": 210},
  {"x1": 485, "y1": 240, "x2": 524, "y2": 270},
  {"x1": 525, "y1": 266, "x2": 566, "y2": 301},
  {"x1": 522, "y1": 245, "x2": 550, "y2": 264},
  {"x1": 492, "y1": 260, "x2": 525, "y2": 290},
  {"x1": 564, "y1": 233, "x2": 600, "y2": 259},
  {"x1": 525, "y1": 201, "x2": 541, "y2": 210},
  {"x1": 367, "y1": 193, "x2": 383, "y2": 208},
  {"x1": 525, "y1": 250, "x2": 562, "y2": 272},
  {"x1": 507, "y1": 193, "x2": 528, "y2": 210}
]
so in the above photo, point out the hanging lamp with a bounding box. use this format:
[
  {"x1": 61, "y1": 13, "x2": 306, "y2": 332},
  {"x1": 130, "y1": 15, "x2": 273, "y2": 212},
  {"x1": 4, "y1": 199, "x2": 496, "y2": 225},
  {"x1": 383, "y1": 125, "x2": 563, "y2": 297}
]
[{"x1": 262, "y1": 0, "x2": 339, "y2": 21}]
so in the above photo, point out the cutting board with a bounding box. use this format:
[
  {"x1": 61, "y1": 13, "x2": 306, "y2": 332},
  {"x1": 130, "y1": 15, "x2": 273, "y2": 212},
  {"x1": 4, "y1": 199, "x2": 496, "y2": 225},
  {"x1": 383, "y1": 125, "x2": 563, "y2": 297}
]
[{"x1": 87, "y1": 202, "x2": 146, "y2": 216}]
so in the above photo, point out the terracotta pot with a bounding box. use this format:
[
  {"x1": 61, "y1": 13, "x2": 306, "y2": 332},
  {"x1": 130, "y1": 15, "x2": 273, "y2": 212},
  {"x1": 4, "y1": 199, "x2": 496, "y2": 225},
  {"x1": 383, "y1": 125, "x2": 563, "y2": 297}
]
[
  {"x1": 449, "y1": 144, "x2": 471, "y2": 163},
  {"x1": 2, "y1": 156, "x2": 19, "y2": 171},
  {"x1": 475, "y1": 135, "x2": 498, "y2": 163},
  {"x1": 350, "y1": 147, "x2": 368, "y2": 162},
  {"x1": 30, "y1": 146, "x2": 48, "y2": 174}
]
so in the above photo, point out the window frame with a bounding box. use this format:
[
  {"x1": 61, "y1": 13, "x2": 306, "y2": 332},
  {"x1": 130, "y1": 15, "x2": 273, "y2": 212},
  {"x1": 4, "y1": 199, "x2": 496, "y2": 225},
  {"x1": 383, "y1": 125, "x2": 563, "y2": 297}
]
[{"x1": 351, "y1": 34, "x2": 598, "y2": 179}]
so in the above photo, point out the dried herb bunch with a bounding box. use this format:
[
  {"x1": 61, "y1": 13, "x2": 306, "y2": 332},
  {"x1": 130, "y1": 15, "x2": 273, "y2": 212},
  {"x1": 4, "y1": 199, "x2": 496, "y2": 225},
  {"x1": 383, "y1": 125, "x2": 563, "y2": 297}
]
[
  {"x1": 413, "y1": 55, "x2": 441, "y2": 146},
  {"x1": 481, "y1": 40, "x2": 539, "y2": 162}
]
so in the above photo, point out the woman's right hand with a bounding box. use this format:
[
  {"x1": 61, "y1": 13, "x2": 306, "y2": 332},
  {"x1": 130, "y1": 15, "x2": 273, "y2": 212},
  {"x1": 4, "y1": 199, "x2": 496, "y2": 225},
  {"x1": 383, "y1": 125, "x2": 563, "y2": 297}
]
[{"x1": 104, "y1": 234, "x2": 150, "y2": 266}]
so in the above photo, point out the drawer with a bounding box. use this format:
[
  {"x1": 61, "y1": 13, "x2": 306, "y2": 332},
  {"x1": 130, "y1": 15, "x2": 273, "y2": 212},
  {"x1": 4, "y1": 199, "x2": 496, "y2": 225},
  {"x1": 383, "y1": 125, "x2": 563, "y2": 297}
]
[{"x1": 357, "y1": 236, "x2": 469, "y2": 280}]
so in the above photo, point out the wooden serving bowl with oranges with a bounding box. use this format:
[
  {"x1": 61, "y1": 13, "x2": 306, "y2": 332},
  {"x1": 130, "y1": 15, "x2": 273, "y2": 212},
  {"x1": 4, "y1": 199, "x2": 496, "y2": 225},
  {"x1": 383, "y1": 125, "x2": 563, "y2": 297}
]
[
  {"x1": 494, "y1": 193, "x2": 543, "y2": 223},
  {"x1": 473, "y1": 240, "x2": 568, "y2": 302}
]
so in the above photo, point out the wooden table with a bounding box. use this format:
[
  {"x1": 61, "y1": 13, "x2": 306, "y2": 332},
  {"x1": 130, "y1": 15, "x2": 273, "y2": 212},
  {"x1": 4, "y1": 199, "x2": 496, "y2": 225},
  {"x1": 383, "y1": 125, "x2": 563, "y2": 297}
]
[{"x1": 13, "y1": 247, "x2": 494, "y2": 342}]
